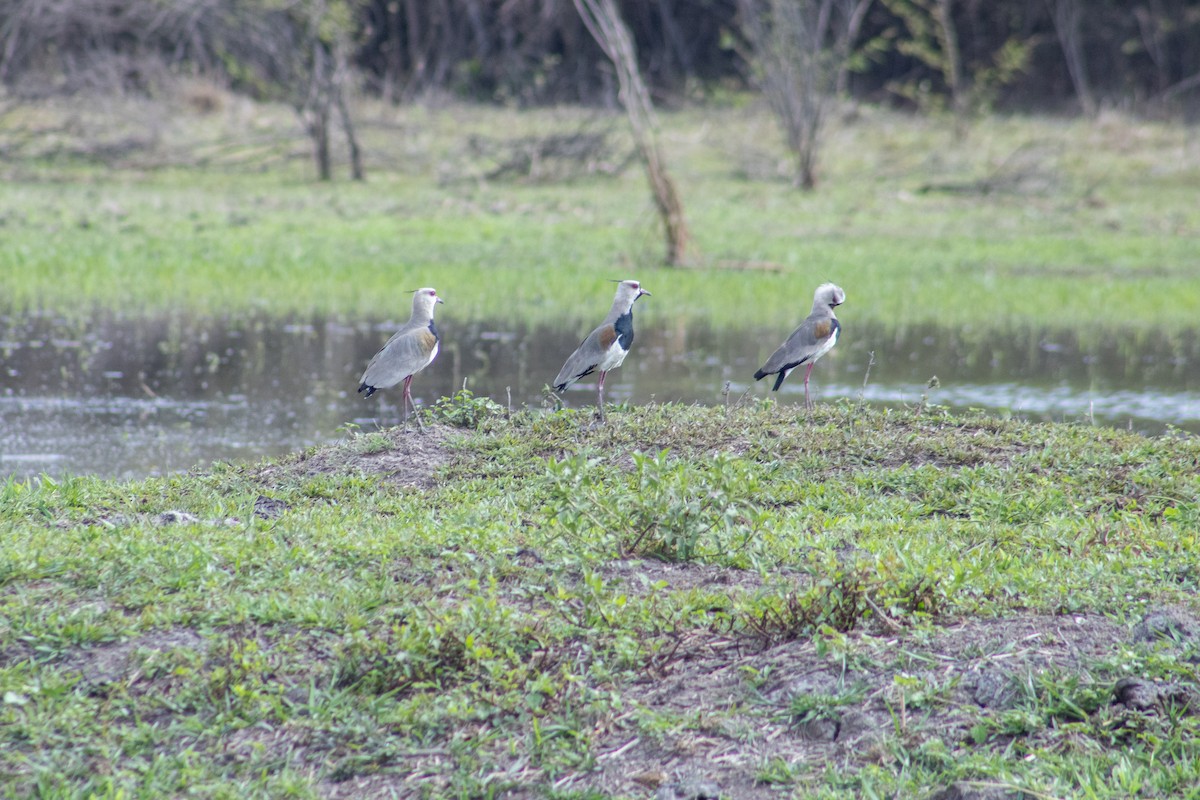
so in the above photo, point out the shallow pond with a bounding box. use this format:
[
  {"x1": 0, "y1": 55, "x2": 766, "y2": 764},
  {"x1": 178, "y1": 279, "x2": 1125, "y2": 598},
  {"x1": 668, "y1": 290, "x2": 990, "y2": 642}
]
[{"x1": 2, "y1": 312, "x2": 1198, "y2": 480}]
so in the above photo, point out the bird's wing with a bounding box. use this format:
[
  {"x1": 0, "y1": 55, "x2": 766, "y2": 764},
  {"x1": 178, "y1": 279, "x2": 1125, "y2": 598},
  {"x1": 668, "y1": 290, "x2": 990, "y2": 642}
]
[
  {"x1": 759, "y1": 316, "x2": 835, "y2": 375},
  {"x1": 359, "y1": 325, "x2": 438, "y2": 389},
  {"x1": 553, "y1": 323, "x2": 614, "y2": 389}
]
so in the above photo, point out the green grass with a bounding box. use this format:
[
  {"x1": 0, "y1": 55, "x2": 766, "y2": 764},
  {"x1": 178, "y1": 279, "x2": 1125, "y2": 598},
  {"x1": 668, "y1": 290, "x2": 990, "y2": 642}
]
[
  {"x1": 3, "y1": 95, "x2": 1200, "y2": 797},
  {"x1": 2, "y1": 400, "x2": 1199, "y2": 797},
  {"x1": 1, "y1": 99, "x2": 1198, "y2": 330}
]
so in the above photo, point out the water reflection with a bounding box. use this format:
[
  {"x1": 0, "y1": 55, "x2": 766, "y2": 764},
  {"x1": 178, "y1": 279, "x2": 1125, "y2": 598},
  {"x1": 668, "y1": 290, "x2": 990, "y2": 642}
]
[{"x1": 1, "y1": 312, "x2": 1197, "y2": 479}]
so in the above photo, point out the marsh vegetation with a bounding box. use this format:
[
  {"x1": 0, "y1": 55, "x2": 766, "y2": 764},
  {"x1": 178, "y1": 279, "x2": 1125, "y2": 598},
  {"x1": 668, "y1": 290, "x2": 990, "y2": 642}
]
[{"x1": 2, "y1": 97, "x2": 1198, "y2": 477}]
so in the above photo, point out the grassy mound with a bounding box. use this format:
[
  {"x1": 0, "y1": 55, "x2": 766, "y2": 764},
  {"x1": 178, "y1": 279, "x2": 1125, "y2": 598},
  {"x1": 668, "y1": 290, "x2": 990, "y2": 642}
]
[{"x1": 3, "y1": 400, "x2": 1199, "y2": 797}]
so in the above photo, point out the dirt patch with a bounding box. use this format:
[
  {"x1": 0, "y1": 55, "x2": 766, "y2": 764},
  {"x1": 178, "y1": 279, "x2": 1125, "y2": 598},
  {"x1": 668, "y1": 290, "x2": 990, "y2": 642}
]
[
  {"x1": 567, "y1": 613, "x2": 1157, "y2": 800},
  {"x1": 1130, "y1": 604, "x2": 1200, "y2": 648},
  {"x1": 293, "y1": 611, "x2": 1191, "y2": 799},
  {"x1": 254, "y1": 423, "x2": 459, "y2": 489},
  {"x1": 57, "y1": 627, "x2": 207, "y2": 691},
  {"x1": 31, "y1": 607, "x2": 1194, "y2": 799},
  {"x1": 599, "y1": 559, "x2": 766, "y2": 596}
]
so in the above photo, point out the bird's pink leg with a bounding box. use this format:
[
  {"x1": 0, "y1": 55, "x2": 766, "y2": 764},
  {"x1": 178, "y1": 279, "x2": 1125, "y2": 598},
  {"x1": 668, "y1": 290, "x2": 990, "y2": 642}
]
[
  {"x1": 407, "y1": 375, "x2": 428, "y2": 432},
  {"x1": 400, "y1": 375, "x2": 414, "y2": 430},
  {"x1": 803, "y1": 362, "x2": 816, "y2": 409},
  {"x1": 597, "y1": 371, "x2": 608, "y2": 420}
]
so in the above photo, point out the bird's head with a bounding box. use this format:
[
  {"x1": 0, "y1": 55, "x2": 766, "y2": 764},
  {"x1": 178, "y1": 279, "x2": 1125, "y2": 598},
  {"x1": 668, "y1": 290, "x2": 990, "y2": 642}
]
[
  {"x1": 613, "y1": 279, "x2": 651, "y2": 308},
  {"x1": 814, "y1": 283, "x2": 845, "y2": 311},
  {"x1": 410, "y1": 287, "x2": 444, "y2": 317}
]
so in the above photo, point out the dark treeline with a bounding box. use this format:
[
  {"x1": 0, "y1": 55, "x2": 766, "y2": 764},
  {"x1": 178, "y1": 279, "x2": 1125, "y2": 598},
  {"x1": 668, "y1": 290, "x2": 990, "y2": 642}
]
[{"x1": 1, "y1": 0, "x2": 1198, "y2": 114}]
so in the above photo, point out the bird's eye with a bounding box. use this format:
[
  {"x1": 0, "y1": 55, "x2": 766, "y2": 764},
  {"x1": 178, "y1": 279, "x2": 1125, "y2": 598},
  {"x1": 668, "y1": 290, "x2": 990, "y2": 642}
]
[
  {"x1": 630, "y1": 282, "x2": 639, "y2": 290},
  {"x1": 429, "y1": 290, "x2": 437, "y2": 296}
]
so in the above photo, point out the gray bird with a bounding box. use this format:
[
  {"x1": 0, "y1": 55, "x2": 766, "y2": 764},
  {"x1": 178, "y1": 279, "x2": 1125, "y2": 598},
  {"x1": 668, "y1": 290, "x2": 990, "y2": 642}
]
[
  {"x1": 754, "y1": 282, "x2": 845, "y2": 408},
  {"x1": 553, "y1": 279, "x2": 651, "y2": 416},
  {"x1": 358, "y1": 287, "x2": 444, "y2": 430}
]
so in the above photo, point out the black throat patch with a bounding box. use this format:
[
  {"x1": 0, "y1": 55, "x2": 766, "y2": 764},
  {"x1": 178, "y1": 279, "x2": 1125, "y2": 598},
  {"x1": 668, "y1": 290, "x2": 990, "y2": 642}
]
[{"x1": 614, "y1": 309, "x2": 634, "y2": 350}]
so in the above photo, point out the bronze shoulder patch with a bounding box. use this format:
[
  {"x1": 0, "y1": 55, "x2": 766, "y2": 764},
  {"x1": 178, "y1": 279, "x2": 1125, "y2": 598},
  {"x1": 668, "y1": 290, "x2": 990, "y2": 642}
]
[
  {"x1": 418, "y1": 329, "x2": 438, "y2": 353},
  {"x1": 598, "y1": 324, "x2": 618, "y2": 349},
  {"x1": 812, "y1": 320, "x2": 832, "y2": 341}
]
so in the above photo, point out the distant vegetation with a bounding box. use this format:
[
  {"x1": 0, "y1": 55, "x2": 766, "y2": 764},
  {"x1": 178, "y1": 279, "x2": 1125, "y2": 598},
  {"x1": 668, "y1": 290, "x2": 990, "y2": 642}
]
[
  {"x1": 1, "y1": 103, "x2": 1197, "y2": 331},
  {"x1": 2, "y1": 0, "x2": 1198, "y2": 116},
  {"x1": 4, "y1": 0, "x2": 1196, "y2": 264}
]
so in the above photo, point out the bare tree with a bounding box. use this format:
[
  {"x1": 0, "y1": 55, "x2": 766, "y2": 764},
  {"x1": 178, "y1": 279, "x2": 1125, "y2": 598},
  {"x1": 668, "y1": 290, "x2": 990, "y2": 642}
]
[
  {"x1": 292, "y1": 0, "x2": 364, "y2": 181},
  {"x1": 1134, "y1": 3, "x2": 1172, "y2": 97},
  {"x1": 1046, "y1": 0, "x2": 1095, "y2": 116},
  {"x1": 574, "y1": 0, "x2": 689, "y2": 266},
  {"x1": 738, "y1": 0, "x2": 874, "y2": 190}
]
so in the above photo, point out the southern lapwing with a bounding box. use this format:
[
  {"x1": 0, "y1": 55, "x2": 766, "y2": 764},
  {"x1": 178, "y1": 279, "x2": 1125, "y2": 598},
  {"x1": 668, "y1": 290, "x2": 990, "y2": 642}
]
[
  {"x1": 358, "y1": 287, "x2": 443, "y2": 430},
  {"x1": 553, "y1": 279, "x2": 651, "y2": 418},
  {"x1": 754, "y1": 282, "x2": 845, "y2": 409}
]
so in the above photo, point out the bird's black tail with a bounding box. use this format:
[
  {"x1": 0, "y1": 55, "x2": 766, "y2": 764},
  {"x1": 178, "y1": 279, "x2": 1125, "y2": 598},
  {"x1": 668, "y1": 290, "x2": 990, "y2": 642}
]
[
  {"x1": 358, "y1": 383, "x2": 376, "y2": 398},
  {"x1": 753, "y1": 369, "x2": 767, "y2": 381}
]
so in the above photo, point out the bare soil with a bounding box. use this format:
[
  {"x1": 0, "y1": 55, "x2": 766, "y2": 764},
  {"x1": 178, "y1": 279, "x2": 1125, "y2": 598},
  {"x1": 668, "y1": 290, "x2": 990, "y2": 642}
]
[
  {"x1": 314, "y1": 605, "x2": 1199, "y2": 799},
  {"x1": 253, "y1": 423, "x2": 460, "y2": 490}
]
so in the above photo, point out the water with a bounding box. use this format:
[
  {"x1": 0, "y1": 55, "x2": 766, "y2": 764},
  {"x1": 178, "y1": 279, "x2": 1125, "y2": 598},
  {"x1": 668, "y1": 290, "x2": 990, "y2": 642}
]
[{"x1": 2, "y1": 312, "x2": 1198, "y2": 480}]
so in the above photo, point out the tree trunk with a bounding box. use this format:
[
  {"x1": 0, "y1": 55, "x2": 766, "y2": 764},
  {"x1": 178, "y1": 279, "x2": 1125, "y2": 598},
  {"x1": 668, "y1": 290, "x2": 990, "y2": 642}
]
[
  {"x1": 332, "y1": 40, "x2": 364, "y2": 181},
  {"x1": 306, "y1": 41, "x2": 333, "y2": 181},
  {"x1": 834, "y1": 0, "x2": 875, "y2": 96},
  {"x1": 310, "y1": 108, "x2": 332, "y2": 181},
  {"x1": 575, "y1": 0, "x2": 690, "y2": 266},
  {"x1": 403, "y1": 0, "x2": 424, "y2": 88},
  {"x1": 932, "y1": 0, "x2": 966, "y2": 132},
  {"x1": 1047, "y1": 0, "x2": 1096, "y2": 117}
]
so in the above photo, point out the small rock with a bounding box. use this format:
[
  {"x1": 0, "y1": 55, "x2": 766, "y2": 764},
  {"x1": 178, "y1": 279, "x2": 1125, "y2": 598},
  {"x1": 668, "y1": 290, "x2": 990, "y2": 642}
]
[
  {"x1": 158, "y1": 510, "x2": 199, "y2": 525},
  {"x1": 657, "y1": 776, "x2": 722, "y2": 800},
  {"x1": 965, "y1": 669, "x2": 1019, "y2": 710},
  {"x1": 1131, "y1": 608, "x2": 1200, "y2": 646},
  {"x1": 1114, "y1": 677, "x2": 1198, "y2": 714},
  {"x1": 795, "y1": 716, "x2": 840, "y2": 741},
  {"x1": 690, "y1": 781, "x2": 721, "y2": 800},
  {"x1": 513, "y1": 547, "x2": 543, "y2": 566},
  {"x1": 928, "y1": 782, "x2": 1017, "y2": 800},
  {"x1": 631, "y1": 770, "x2": 668, "y2": 789},
  {"x1": 1114, "y1": 677, "x2": 1160, "y2": 711},
  {"x1": 253, "y1": 495, "x2": 291, "y2": 520},
  {"x1": 768, "y1": 669, "x2": 841, "y2": 703},
  {"x1": 836, "y1": 709, "x2": 880, "y2": 742},
  {"x1": 283, "y1": 686, "x2": 311, "y2": 708}
]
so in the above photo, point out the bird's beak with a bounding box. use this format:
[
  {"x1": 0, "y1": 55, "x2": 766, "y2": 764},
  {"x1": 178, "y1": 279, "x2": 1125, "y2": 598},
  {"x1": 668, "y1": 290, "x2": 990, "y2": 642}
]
[
  {"x1": 639, "y1": 289, "x2": 651, "y2": 298},
  {"x1": 437, "y1": 297, "x2": 445, "y2": 304}
]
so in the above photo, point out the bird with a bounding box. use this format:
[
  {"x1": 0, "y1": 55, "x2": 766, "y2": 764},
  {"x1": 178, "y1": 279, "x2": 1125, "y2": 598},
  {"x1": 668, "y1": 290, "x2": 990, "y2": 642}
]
[
  {"x1": 553, "y1": 279, "x2": 651, "y2": 418},
  {"x1": 358, "y1": 287, "x2": 444, "y2": 430},
  {"x1": 754, "y1": 282, "x2": 845, "y2": 409}
]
